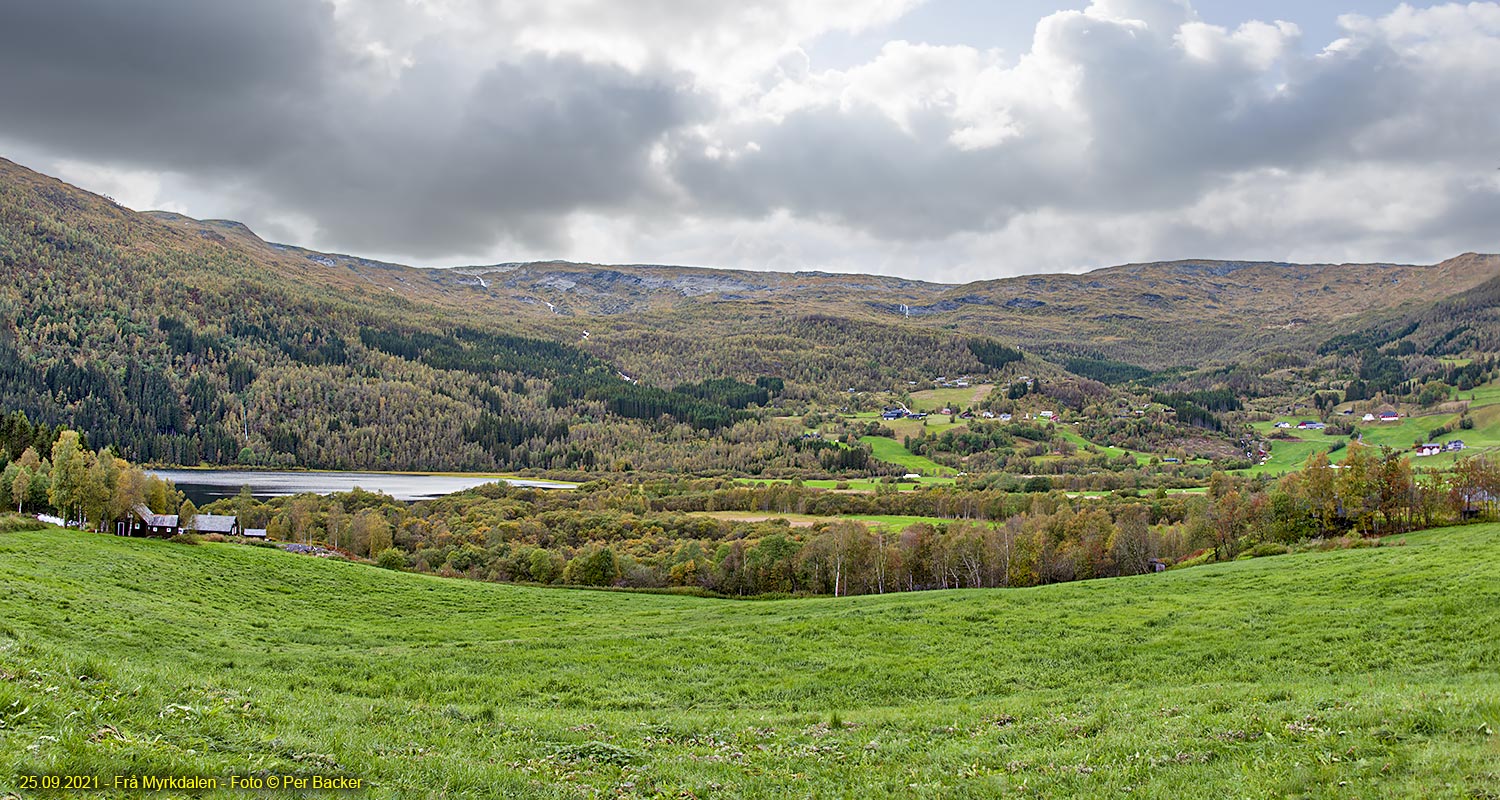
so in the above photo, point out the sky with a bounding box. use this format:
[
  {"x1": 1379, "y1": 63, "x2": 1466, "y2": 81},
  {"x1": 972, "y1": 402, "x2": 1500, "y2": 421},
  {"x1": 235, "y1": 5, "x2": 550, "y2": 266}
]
[{"x1": 0, "y1": 0, "x2": 1496, "y2": 282}]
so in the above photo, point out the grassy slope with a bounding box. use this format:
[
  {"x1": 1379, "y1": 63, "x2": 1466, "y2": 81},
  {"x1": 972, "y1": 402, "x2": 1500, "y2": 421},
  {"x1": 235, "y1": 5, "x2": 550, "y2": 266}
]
[
  {"x1": 693, "y1": 511, "x2": 974, "y2": 531},
  {"x1": 907, "y1": 385, "x2": 992, "y2": 411},
  {"x1": 862, "y1": 436, "x2": 956, "y2": 476},
  {"x1": 2, "y1": 526, "x2": 1498, "y2": 798},
  {"x1": 1054, "y1": 428, "x2": 1153, "y2": 465}
]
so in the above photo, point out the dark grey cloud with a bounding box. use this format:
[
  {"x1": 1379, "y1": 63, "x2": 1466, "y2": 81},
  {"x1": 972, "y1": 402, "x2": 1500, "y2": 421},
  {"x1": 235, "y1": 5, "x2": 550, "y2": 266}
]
[
  {"x1": 0, "y1": 0, "x2": 332, "y2": 170},
  {"x1": 0, "y1": 0, "x2": 701, "y2": 256},
  {"x1": 247, "y1": 55, "x2": 701, "y2": 254},
  {"x1": 0, "y1": 0, "x2": 1494, "y2": 274}
]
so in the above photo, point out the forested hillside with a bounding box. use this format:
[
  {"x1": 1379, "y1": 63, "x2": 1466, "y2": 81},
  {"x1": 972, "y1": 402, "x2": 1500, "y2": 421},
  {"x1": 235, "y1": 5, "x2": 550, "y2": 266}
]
[
  {"x1": 0, "y1": 161, "x2": 805, "y2": 471},
  {"x1": 2, "y1": 157, "x2": 1497, "y2": 473}
]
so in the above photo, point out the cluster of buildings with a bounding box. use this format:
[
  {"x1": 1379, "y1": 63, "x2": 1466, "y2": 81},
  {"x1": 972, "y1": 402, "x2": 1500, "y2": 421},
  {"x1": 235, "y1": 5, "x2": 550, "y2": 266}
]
[
  {"x1": 1282, "y1": 411, "x2": 1402, "y2": 431},
  {"x1": 116, "y1": 504, "x2": 266, "y2": 539},
  {"x1": 1416, "y1": 440, "x2": 1466, "y2": 457}
]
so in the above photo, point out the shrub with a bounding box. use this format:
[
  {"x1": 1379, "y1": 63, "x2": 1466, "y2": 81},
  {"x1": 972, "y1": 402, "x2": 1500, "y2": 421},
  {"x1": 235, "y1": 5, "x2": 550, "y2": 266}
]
[
  {"x1": 1241, "y1": 542, "x2": 1290, "y2": 559},
  {"x1": 202, "y1": 533, "x2": 226, "y2": 543},
  {"x1": 375, "y1": 548, "x2": 407, "y2": 571},
  {"x1": 0, "y1": 514, "x2": 43, "y2": 534}
]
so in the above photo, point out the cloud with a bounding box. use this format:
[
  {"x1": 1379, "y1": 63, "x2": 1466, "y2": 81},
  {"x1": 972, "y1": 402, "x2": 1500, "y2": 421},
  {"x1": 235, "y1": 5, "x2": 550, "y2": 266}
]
[{"x1": 0, "y1": 0, "x2": 1495, "y2": 275}]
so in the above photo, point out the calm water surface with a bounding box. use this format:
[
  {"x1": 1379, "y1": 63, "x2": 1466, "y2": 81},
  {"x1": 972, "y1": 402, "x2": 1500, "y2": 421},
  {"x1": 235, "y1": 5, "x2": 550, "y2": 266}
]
[{"x1": 149, "y1": 469, "x2": 573, "y2": 504}]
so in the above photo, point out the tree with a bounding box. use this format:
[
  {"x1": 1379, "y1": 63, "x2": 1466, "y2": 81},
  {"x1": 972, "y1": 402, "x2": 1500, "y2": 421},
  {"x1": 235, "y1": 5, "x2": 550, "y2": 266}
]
[
  {"x1": 375, "y1": 548, "x2": 406, "y2": 570},
  {"x1": 801, "y1": 521, "x2": 873, "y2": 596},
  {"x1": 1301, "y1": 450, "x2": 1339, "y2": 535},
  {"x1": 1374, "y1": 449, "x2": 1414, "y2": 534},
  {"x1": 1109, "y1": 504, "x2": 1152, "y2": 575},
  {"x1": 48, "y1": 430, "x2": 89, "y2": 525},
  {"x1": 1208, "y1": 489, "x2": 1246, "y2": 560},
  {"x1": 528, "y1": 548, "x2": 560, "y2": 583},
  {"x1": 1336, "y1": 444, "x2": 1377, "y2": 534},
  {"x1": 178, "y1": 498, "x2": 198, "y2": 532},
  {"x1": 351, "y1": 508, "x2": 392, "y2": 557},
  {"x1": 111, "y1": 465, "x2": 149, "y2": 526},
  {"x1": 564, "y1": 545, "x2": 618, "y2": 586},
  {"x1": 11, "y1": 465, "x2": 30, "y2": 513},
  {"x1": 82, "y1": 449, "x2": 118, "y2": 531}
]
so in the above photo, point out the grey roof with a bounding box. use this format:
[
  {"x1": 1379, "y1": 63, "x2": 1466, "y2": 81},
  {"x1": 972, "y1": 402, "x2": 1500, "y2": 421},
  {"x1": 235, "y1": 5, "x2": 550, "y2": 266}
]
[
  {"x1": 187, "y1": 514, "x2": 239, "y2": 533},
  {"x1": 133, "y1": 504, "x2": 179, "y2": 528},
  {"x1": 243, "y1": 528, "x2": 268, "y2": 538}
]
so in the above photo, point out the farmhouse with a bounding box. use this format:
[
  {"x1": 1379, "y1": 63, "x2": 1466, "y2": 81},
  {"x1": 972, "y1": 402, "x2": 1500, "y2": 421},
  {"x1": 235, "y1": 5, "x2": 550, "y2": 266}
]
[
  {"x1": 188, "y1": 514, "x2": 242, "y2": 536},
  {"x1": 119, "y1": 504, "x2": 179, "y2": 537},
  {"x1": 1446, "y1": 440, "x2": 1466, "y2": 452},
  {"x1": 1379, "y1": 412, "x2": 1400, "y2": 423},
  {"x1": 243, "y1": 528, "x2": 268, "y2": 539},
  {"x1": 1417, "y1": 443, "x2": 1443, "y2": 457},
  {"x1": 116, "y1": 505, "x2": 242, "y2": 538}
]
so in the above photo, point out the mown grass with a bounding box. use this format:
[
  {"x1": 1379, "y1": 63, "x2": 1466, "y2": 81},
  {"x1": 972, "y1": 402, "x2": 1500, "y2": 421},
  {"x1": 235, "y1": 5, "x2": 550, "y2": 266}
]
[
  {"x1": 907, "y1": 385, "x2": 992, "y2": 411},
  {"x1": 693, "y1": 511, "x2": 971, "y2": 531},
  {"x1": 863, "y1": 436, "x2": 955, "y2": 476},
  {"x1": 1, "y1": 526, "x2": 1497, "y2": 798},
  {"x1": 1054, "y1": 428, "x2": 1153, "y2": 465}
]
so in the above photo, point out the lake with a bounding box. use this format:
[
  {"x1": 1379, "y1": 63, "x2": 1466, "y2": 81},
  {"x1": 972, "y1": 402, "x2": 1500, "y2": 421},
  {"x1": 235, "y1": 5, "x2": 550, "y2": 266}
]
[{"x1": 149, "y1": 469, "x2": 574, "y2": 504}]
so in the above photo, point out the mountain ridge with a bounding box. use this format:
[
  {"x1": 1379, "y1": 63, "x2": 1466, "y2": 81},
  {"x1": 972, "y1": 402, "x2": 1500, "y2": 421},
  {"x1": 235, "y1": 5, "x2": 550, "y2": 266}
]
[{"x1": 3, "y1": 153, "x2": 1498, "y2": 471}]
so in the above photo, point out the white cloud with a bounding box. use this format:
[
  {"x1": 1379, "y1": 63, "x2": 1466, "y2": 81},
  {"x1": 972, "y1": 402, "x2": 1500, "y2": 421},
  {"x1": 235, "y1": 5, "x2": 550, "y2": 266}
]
[
  {"x1": 1, "y1": 0, "x2": 1496, "y2": 277},
  {"x1": 50, "y1": 159, "x2": 187, "y2": 213}
]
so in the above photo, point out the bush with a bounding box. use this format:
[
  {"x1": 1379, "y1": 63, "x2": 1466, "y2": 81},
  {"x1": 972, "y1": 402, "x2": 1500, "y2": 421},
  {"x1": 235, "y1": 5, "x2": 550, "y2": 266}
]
[
  {"x1": 375, "y1": 548, "x2": 407, "y2": 571},
  {"x1": 0, "y1": 514, "x2": 43, "y2": 534},
  {"x1": 1241, "y1": 542, "x2": 1290, "y2": 559},
  {"x1": 202, "y1": 533, "x2": 226, "y2": 543}
]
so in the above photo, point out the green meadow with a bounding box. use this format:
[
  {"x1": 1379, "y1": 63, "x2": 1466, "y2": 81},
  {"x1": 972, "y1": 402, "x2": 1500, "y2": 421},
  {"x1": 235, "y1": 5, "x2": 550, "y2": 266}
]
[
  {"x1": 862, "y1": 436, "x2": 956, "y2": 476},
  {"x1": 906, "y1": 385, "x2": 992, "y2": 411},
  {"x1": 1054, "y1": 428, "x2": 1152, "y2": 465},
  {"x1": 2, "y1": 523, "x2": 1498, "y2": 798},
  {"x1": 693, "y1": 511, "x2": 972, "y2": 531}
]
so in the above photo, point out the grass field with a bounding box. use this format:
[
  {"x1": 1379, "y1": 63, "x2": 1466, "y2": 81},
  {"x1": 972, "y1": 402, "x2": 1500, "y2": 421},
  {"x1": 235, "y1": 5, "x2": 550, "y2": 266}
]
[
  {"x1": 734, "y1": 477, "x2": 955, "y2": 492},
  {"x1": 2, "y1": 524, "x2": 1498, "y2": 797},
  {"x1": 907, "y1": 384, "x2": 992, "y2": 411},
  {"x1": 1247, "y1": 409, "x2": 1475, "y2": 476},
  {"x1": 693, "y1": 511, "x2": 975, "y2": 531},
  {"x1": 863, "y1": 436, "x2": 956, "y2": 476},
  {"x1": 849, "y1": 411, "x2": 963, "y2": 440},
  {"x1": 1054, "y1": 428, "x2": 1152, "y2": 465}
]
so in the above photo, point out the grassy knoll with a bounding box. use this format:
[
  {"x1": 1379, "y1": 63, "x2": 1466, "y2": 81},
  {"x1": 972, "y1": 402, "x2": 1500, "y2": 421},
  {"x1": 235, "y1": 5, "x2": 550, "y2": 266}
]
[
  {"x1": 863, "y1": 436, "x2": 955, "y2": 476},
  {"x1": 2, "y1": 525, "x2": 1498, "y2": 798}
]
